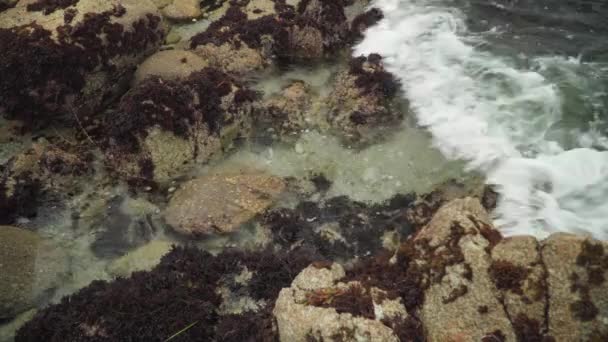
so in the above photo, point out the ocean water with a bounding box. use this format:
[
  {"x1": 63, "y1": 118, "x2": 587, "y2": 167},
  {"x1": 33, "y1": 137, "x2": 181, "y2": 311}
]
[{"x1": 356, "y1": 0, "x2": 608, "y2": 239}]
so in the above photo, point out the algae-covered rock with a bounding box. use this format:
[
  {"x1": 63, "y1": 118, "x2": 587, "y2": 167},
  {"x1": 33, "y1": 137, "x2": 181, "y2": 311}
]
[
  {"x1": 189, "y1": 0, "x2": 351, "y2": 74},
  {"x1": 325, "y1": 54, "x2": 402, "y2": 145},
  {"x1": 164, "y1": 171, "x2": 286, "y2": 236},
  {"x1": 102, "y1": 68, "x2": 257, "y2": 185},
  {"x1": 0, "y1": 226, "x2": 67, "y2": 319},
  {"x1": 0, "y1": 0, "x2": 164, "y2": 126},
  {"x1": 0, "y1": 140, "x2": 92, "y2": 224}
]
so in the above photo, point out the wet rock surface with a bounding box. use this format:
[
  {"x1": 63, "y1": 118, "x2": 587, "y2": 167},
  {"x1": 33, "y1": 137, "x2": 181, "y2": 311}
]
[
  {"x1": 164, "y1": 171, "x2": 286, "y2": 236},
  {"x1": 0, "y1": 0, "x2": 164, "y2": 126}
]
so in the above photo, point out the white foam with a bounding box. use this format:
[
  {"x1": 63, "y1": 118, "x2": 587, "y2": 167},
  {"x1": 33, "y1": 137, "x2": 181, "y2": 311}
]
[{"x1": 357, "y1": 0, "x2": 608, "y2": 240}]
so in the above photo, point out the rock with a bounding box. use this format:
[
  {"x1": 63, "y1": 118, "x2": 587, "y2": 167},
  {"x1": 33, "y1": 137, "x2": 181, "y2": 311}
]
[
  {"x1": 0, "y1": 226, "x2": 67, "y2": 319},
  {"x1": 107, "y1": 240, "x2": 173, "y2": 277},
  {"x1": 101, "y1": 68, "x2": 256, "y2": 185},
  {"x1": 164, "y1": 171, "x2": 286, "y2": 236},
  {"x1": 325, "y1": 55, "x2": 402, "y2": 145},
  {"x1": 413, "y1": 198, "x2": 516, "y2": 341},
  {"x1": 490, "y1": 236, "x2": 546, "y2": 330},
  {"x1": 543, "y1": 233, "x2": 608, "y2": 340},
  {"x1": 0, "y1": 0, "x2": 164, "y2": 126},
  {"x1": 258, "y1": 80, "x2": 316, "y2": 141},
  {"x1": 133, "y1": 49, "x2": 209, "y2": 85},
  {"x1": 162, "y1": 0, "x2": 202, "y2": 21},
  {"x1": 273, "y1": 263, "x2": 404, "y2": 341}
]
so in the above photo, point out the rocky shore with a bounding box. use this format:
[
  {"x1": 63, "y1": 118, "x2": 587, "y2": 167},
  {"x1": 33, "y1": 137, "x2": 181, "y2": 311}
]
[{"x1": 1, "y1": 0, "x2": 606, "y2": 341}]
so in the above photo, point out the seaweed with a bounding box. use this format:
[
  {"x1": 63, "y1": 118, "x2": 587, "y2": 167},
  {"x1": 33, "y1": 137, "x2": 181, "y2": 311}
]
[
  {"x1": 306, "y1": 284, "x2": 375, "y2": 319},
  {"x1": 0, "y1": 5, "x2": 163, "y2": 125},
  {"x1": 214, "y1": 307, "x2": 278, "y2": 342},
  {"x1": 349, "y1": 54, "x2": 399, "y2": 98},
  {"x1": 16, "y1": 246, "x2": 223, "y2": 341},
  {"x1": 488, "y1": 260, "x2": 529, "y2": 295},
  {"x1": 262, "y1": 193, "x2": 414, "y2": 261},
  {"x1": 576, "y1": 240, "x2": 607, "y2": 286},
  {"x1": 0, "y1": 1, "x2": 16, "y2": 12},
  {"x1": 570, "y1": 298, "x2": 598, "y2": 322},
  {"x1": 26, "y1": 0, "x2": 79, "y2": 15},
  {"x1": 310, "y1": 173, "x2": 332, "y2": 193},
  {"x1": 382, "y1": 315, "x2": 425, "y2": 342},
  {"x1": 0, "y1": 169, "x2": 40, "y2": 224},
  {"x1": 16, "y1": 244, "x2": 319, "y2": 341},
  {"x1": 190, "y1": 0, "x2": 349, "y2": 61},
  {"x1": 481, "y1": 330, "x2": 506, "y2": 342},
  {"x1": 105, "y1": 67, "x2": 254, "y2": 154},
  {"x1": 350, "y1": 8, "x2": 383, "y2": 41},
  {"x1": 512, "y1": 314, "x2": 555, "y2": 342}
]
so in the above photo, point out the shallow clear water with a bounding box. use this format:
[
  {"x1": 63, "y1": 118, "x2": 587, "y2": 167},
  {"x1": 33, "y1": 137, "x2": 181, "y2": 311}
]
[{"x1": 357, "y1": 0, "x2": 608, "y2": 239}]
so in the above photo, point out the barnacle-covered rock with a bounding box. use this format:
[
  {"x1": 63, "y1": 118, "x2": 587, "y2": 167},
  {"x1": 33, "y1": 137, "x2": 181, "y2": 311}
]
[
  {"x1": 325, "y1": 54, "x2": 402, "y2": 145},
  {"x1": 0, "y1": 0, "x2": 164, "y2": 126},
  {"x1": 101, "y1": 68, "x2": 257, "y2": 185}
]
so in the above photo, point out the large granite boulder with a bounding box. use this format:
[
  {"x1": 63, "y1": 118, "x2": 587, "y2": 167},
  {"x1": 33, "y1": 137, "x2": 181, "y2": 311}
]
[
  {"x1": 0, "y1": 0, "x2": 164, "y2": 126},
  {"x1": 164, "y1": 171, "x2": 286, "y2": 236}
]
